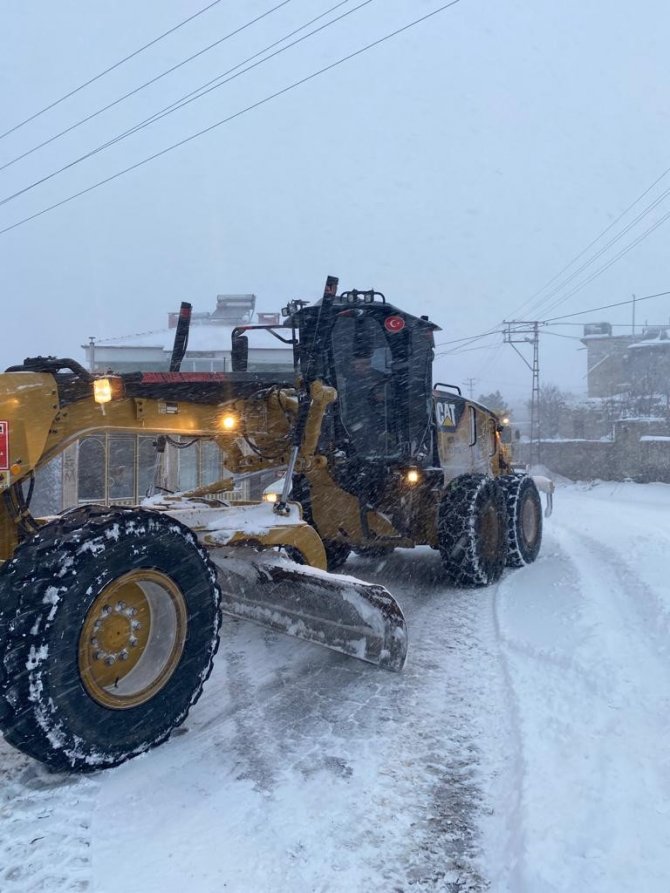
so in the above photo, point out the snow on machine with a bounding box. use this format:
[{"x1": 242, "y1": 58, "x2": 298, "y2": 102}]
[{"x1": 0, "y1": 276, "x2": 544, "y2": 772}]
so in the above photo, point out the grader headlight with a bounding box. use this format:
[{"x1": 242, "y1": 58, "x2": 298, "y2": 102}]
[
  {"x1": 406, "y1": 468, "x2": 420, "y2": 485},
  {"x1": 219, "y1": 412, "x2": 239, "y2": 432}
]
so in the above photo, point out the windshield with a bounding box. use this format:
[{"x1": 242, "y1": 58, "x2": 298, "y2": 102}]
[{"x1": 331, "y1": 314, "x2": 394, "y2": 457}]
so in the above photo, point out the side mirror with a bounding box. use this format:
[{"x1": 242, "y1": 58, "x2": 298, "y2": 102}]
[{"x1": 231, "y1": 333, "x2": 249, "y2": 371}]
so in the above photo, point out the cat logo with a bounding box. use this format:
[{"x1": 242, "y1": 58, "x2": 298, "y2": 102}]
[{"x1": 435, "y1": 401, "x2": 457, "y2": 430}]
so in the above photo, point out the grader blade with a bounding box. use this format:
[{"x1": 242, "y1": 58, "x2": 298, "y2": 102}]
[{"x1": 210, "y1": 549, "x2": 408, "y2": 672}]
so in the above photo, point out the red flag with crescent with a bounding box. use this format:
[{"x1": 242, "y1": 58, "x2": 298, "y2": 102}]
[{"x1": 384, "y1": 315, "x2": 405, "y2": 333}]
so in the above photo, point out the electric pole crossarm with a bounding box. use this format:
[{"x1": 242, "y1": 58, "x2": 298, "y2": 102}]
[{"x1": 507, "y1": 341, "x2": 534, "y2": 372}]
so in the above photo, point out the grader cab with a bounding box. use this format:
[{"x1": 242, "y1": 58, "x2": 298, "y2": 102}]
[{"x1": 235, "y1": 277, "x2": 543, "y2": 584}]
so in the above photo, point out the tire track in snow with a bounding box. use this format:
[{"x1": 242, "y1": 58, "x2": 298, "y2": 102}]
[
  {"x1": 213, "y1": 619, "x2": 282, "y2": 793},
  {"x1": 333, "y1": 550, "x2": 520, "y2": 892},
  {"x1": 345, "y1": 593, "x2": 488, "y2": 893},
  {"x1": 489, "y1": 573, "x2": 533, "y2": 891},
  {"x1": 0, "y1": 742, "x2": 97, "y2": 892},
  {"x1": 550, "y1": 525, "x2": 670, "y2": 711},
  {"x1": 185, "y1": 549, "x2": 503, "y2": 890},
  {"x1": 560, "y1": 524, "x2": 670, "y2": 658},
  {"x1": 495, "y1": 521, "x2": 670, "y2": 892}
]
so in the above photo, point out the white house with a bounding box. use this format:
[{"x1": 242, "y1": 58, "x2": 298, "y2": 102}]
[{"x1": 84, "y1": 294, "x2": 292, "y2": 375}]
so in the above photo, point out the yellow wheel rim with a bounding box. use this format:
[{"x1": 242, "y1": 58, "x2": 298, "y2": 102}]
[{"x1": 79, "y1": 569, "x2": 188, "y2": 710}]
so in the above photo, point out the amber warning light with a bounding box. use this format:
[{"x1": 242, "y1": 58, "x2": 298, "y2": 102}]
[
  {"x1": 93, "y1": 379, "x2": 113, "y2": 404},
  {"x1": 93, "y1": 377, "x2": 122, "y2": 408}
]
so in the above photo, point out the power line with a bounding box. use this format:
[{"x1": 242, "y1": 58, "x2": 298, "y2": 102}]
[
  {"x1": 0, "y1": 0, "x2": 226, "y2": 142},
  {"x1": 437, "y1": 288, "x2": 670, "y2": 384},
  {"x1": 434, "y1": 335, "x2": 501, "y2": 357},
  {"x1": 0, "y1": 0, "x2": 463, "y2": 238},
  {"x1": 533, "y1": 193, "x2": 670, "y2": 312},
  {"x1": 536, "y1": 210, "x2": 670, "y2": 312},
  {"x1": 0, "y1": 0, "x2": 368, "y2": 209},
  {"x1": 541, "y1": 330, "x2": 585, "y2": 341},
  {"x1": 543, "y1": 288, "x2": 670, "y2": 323},
  {"x1": 438, "y1": 292, "x2": 670, "y2": 380},
  {"x1": 545, "y1": 321, "x2": 670, "y2": 328},
  {"x1": 526, "y1": 192, "x2": 670, "y2": 318},
  {"x1": 473, "y1": 340, "x2": 505, "y2": 381},
  {"x1": 0, "y1": 0, "x2": 295, "y2": 175},
  {"x1": 434, "y1": 327, "x2": 501, "y2": 348},
  {"x1": 436, "y1": 343, "x2": 500, "y2": 356},
  {"x1": 510, "y1": 164, "x2": 670, "y2": 320},
  {"x1": 438, "y1": 290, "x2": 670, "y2": 366}
]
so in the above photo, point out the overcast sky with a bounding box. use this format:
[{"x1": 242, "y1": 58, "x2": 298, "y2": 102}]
[{"x1": 2, "y1": 0, "x2": 669, "y2": 403}]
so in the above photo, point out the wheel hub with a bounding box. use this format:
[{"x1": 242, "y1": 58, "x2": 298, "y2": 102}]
[
  {"x1": 521, "y1": 495, "x2": 539, "y2": 543},
  {"x1": 79, "y1": 570, "x2": 187, "y2": 710},
  {"x1": 90, "y1": 594, "x2": 147, "y2": 669}
]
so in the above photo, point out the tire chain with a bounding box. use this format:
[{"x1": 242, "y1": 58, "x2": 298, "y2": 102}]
[
  {"x1": 0, "y1": 505, "x2": 222, "y2": 762},
  {"x1": 438, "y1": 474, "x2": 506, "y2": 586},
  {"x1": 497, "y1": 474, "x2": 542, "y2": 568}
]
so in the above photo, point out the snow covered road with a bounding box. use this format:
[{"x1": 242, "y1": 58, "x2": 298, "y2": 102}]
[{"x1": 1, "y1": 482, "x2": 669, "y2": 892}]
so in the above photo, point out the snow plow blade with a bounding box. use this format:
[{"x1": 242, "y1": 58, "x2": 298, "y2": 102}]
[{"x1": 210, "y1": 549, "x2": 408, "y2": 672}]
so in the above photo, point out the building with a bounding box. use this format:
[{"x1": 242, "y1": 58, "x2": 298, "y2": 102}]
[
  {"x1": 511, "y1": 319, "x2": 670, "y2": 481},
  {"x1": 627, "y1": 328, "x2": 670, "y2": 401},
  {"x1": 84, "y1": 294, "x2": 290, "y2": 375},
  {"x1": 581, "y1": 322, "x2": 670, "y2": 401}
]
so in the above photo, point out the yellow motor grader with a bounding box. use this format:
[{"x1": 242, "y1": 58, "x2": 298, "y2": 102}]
[{"x1": 0, "y1": 276, "x2": 543, "y2": 772}]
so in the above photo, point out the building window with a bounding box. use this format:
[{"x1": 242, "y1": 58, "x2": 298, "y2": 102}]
[{"x1": 181, "y1": 356, "x2": 227, "y2": 372}]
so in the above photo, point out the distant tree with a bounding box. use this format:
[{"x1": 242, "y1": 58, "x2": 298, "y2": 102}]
[
  {"x1": 529, "y1": 384, "x2": 571, "y2": 438},
  {"x1": 477, "y1": 390, "x2": 510, "y2": 417}
]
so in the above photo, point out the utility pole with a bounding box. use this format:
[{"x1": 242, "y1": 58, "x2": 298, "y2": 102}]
[
  {"x1": 632, "y1": 293, "x2": 636, "y2": 335},
  {"x1": 464, "y1": 377, "x2": 477, "y2": 399},
  {"x1": 503, "y1": 321, "x2": 542, "y2": 467}
]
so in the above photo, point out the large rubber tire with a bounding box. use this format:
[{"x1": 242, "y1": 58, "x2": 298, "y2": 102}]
[
  {"x1": 498, "y1": 474, "x2": 543, "y2": 567},
  {"x1": 322, "y1": 540, "x2": 351, "y2": 572},
  {"x1": 0, "y1": 506, "x2": 221, "y2": 773},
  {"x1": 438, "y1": 474, "x2": 508, "y2": 586}
]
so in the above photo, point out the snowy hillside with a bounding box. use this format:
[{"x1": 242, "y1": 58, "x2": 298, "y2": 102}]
[{"x1": 1, "y1": 481, "x2": 669, "y2": 892}]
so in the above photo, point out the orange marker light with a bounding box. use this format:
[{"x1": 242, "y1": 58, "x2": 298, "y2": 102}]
[
  {"x1": 93, "y1": 379, "x2": 113, "y2": 404},
  {"x1": 220, "y1": 413, "x2": 238, "y2": 431}
]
